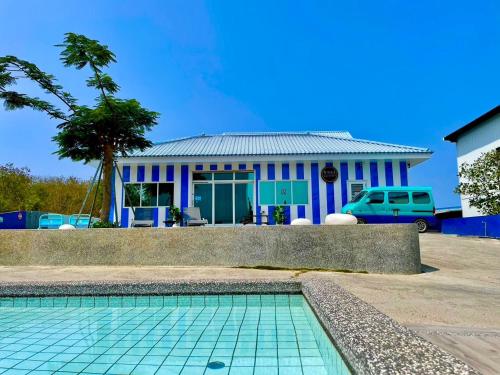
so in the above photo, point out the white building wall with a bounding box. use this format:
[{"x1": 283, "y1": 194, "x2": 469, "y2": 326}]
[{"x1": 455, "y1": 115, "x2": 500, "y2": 217}]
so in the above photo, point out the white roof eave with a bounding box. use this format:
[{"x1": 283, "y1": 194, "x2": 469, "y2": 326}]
[{"x1": 116, "y1": 152, "x2": 433, "y2": 165}]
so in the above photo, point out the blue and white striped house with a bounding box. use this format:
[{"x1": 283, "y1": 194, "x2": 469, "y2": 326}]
[{"x1": 112, "y1": 131, "x2": 432, "y2": 227}]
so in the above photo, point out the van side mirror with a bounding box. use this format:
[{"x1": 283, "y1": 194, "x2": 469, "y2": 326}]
[{"x1": 365, "y1": 198, "x2": 372, "y2": 204}]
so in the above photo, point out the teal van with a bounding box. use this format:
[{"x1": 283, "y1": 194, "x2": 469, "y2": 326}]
[{"x1": 341, "y1": 186, "x2": 437, "y2": 232}]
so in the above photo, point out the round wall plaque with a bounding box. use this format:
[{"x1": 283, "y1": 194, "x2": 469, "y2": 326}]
[{"x1": 321, "y1": 166, "x2": 338, "y2": 183}]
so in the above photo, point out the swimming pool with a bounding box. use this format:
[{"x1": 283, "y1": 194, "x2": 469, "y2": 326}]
[{"x1": 0, "y1": 294, "x2": 350, "y2": 375}]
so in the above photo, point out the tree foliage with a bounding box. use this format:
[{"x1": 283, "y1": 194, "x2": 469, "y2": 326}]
[
  {"x1": 455, "y1": 150, "x2": 500, "y2": 215},
  {"x1": 0, "y1": 33, "x2": 159, "y2": 222},
  {"x1": 0, "y1": 164, "x2": 36, "y2": 212},
  {"x1": 0, "y1": 163, "x2": 101, "y2": 215}
]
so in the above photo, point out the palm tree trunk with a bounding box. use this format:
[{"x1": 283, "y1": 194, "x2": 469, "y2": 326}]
[{"x1": 100, "y1": 144, "x2": 114, "y2": 222}]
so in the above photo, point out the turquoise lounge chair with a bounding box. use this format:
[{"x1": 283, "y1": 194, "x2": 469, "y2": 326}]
[
  {"x1": 69, "y1": 214, "x2": 91, "y2": 229},
  {"x1": 38, "y1": 213, "x2": 64, "y2": 229}
]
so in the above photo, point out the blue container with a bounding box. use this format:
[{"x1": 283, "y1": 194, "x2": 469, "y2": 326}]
[
  {"x1": 0, "y1": 211, "x2": 47, "y2": 229},
  {"x1": 441, "y1": 215, "x2": 500, "y2": 238}
]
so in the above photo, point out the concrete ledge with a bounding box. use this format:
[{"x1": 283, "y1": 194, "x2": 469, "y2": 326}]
[
  {"x1": 0, "y1": 225, "x2": 421, "y2": 274},
  {"x1": 0, "y1": 280, "x2": 301, "y2": 297},
  {"x1": 302, "y1": 278, "x2": 478, "y2": 374}
]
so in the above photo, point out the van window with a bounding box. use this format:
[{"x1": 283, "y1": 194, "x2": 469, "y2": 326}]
[
  {"x1": 388, "y1": 192, "x2": 409, "y2": 204},
  {"x1": 412, "y1": 192, "x2": 431, "y2": 204},
  {"x1": 367, "y1": 192, "x2": 384, "y2": 204}
]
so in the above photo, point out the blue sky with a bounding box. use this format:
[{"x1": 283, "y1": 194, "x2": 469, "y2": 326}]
[{"x1": 0, "y1": 0, "x2": 498, "y2": 207}]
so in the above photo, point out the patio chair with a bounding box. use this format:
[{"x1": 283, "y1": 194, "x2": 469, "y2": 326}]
[
  {"x1": 183, "y1": 207, "x2": 208, "y2": 226},
  {"x1": 38, "y1": 213, "x2": 64, "y2": 229},
  {"x1": 131, "y1": 208, "x2": 154, "y2": 228},
  {"x1": 69, "y1": 214, "x2": 91, "y2": 229}
]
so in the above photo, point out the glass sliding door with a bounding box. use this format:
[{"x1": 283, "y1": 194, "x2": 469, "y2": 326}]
[
  {"x1": 235, "y1": 183, "x2": 254, "y2": 224},
  {"x1": 194, "y1": 184, "x2": 213, "y2": 224},
  {"x1": 193, "y1": 172, "x2": 255, "y2": 225},
  {"x1": 214, "y1": 183, "x2": 233, "y2": 224}
]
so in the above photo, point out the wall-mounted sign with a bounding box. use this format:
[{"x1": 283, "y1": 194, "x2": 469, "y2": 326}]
[{"x1": 321, "y1": 166, "x2": 338, "y2": 183}]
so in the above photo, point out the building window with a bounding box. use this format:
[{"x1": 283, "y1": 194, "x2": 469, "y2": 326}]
[
  {"x1": 158, "y1": 184, "x2": 174, "y2": 206},
  {"x1": 388, "y1": 191, "x2": 409, "y2": 204},
  {"x1": 412, "y1": 192, "x2": 430, "y2": 204},
  {"x1": 124, "y1": 183, "x2": 173, "y2": 207},
  {"x1": 292, "y1": 181, "x2": 309, "y2": 204},
  {"x1": 258, "y1": 181, "x2": 309, "y2": 205},
  {"x1": 347, "y1": 181, "x2": 366, "y2": 201}
]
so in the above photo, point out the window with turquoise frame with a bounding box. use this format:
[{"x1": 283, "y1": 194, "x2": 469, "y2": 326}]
[
  {"x1": 275, "y1": 181, "x2": 292, "y2": 205},
  {"x1": 292, "y1": 181, "x2": 308, "y2": 204},
  {"x1": 259, "y1": 181, "x2": 275, "y2": 205},
  {"x1": 258, "y1": 180, "x2": 309, "y2": 205}
]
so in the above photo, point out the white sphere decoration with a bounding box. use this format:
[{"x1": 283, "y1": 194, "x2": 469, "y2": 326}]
[
  {"x1": 59, "y1": 224, "x2": 76, "y2": 230},
  {"x1": 291, "y1": 218, "x2": 312, "y2": 225},
  {"x1": 324, "y1": 213, "x2": 357, "y2": 225}
]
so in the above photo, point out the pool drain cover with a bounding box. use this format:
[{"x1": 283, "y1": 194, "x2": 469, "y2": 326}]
[{"x1": 207, "y1": 361, "x2": 225, "y2": 369}]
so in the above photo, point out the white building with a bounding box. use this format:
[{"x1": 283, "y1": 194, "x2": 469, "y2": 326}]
[
  {"x1": 112, "y1": 131, "x2": 432, "y2": 227},
  {"x1": 445, "y1": 105, "x2": 500, "y2": 217}
]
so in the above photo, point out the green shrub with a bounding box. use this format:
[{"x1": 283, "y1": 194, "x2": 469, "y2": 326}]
[
  {"x1": 273, "y1": 205, "x2": 287, "y2": 225},
  {"x1": 92, "y1": 221, "x2": 118, "y2": 228},
  {"x1": 168, "y1": 205, "x2": 182, "y2": 223}
]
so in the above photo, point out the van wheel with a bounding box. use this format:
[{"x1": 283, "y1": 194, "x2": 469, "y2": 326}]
[
  {"x1": 415, "y1": 219, "x2": 428, "y2": 233},
  {"x1": 357, "y1": 218, "x2": 367, "y2": 224}
]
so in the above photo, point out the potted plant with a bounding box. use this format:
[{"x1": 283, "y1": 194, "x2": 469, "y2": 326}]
[
  {"x1": 168, "y1": 205, "x2": 182, "y2": 227},
  {"x1": 272, "y1": 205, "x2": 287, "y2": 225}
]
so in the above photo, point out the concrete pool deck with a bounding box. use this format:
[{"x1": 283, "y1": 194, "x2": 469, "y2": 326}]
[
  {"x1": 0, "y1": 233, "x2": 497, "y2": 373},
  {"x1": 312, "y1": 233, "x2": 500, "y2": 374}
]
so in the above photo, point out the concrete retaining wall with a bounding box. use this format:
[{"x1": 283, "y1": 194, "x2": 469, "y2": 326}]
[{"x1": 0, "y1": 225, "x2": 421, "y2": 274}]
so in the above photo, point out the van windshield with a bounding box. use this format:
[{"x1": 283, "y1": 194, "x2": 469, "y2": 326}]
[{"x1": 351, "y1": 190, "x2": 366, "y2": 203}]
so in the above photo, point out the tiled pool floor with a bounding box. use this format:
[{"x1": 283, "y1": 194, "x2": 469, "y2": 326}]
[{"x1": 0, "y1": 295, "x2": 350, "y2": 375}]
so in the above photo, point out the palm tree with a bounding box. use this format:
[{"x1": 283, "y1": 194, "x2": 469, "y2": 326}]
[{"x1": 0, "y1": 33, "x2": 159, "y2": 222}]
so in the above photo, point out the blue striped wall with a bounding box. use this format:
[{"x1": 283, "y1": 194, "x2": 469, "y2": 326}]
[
  {"x1": 340, "y1": 162, "x2": 349, "y2": 207},
  {"x1": 181, "y1": 165, "x2": 189, "y2": 213},
  {"x1": 151, "y1": 165, "x2": 159, "y2": 182},
  {"x1": 399, "y1": 161, "x2": 408, "y2": 186},
  {"x1": 296, "y1": 163, "x2": 306, "y2": 219},
  {"x1": 325, "y1": 162, "x2": 335, "y2": 214},
  {"x1": 267, "y1": 163, "x2": 276, "y2": 225},
  {"x1": 253, "y1": 164, "x2": 261, "y2": 225},
  {"x1": 311, "y1": 163, "x2": 321, "y2": 224},
  {"x1": 166, "y1": 165, "x2": 174, "y2": 182},
  {"x1": 282, "y1": 163, "x2": 291, "y2": 224},
  {"x1": 370, "y1": 162, "x2": 379, "y2": 187},
  {"x1": 115, "y1": 159, "x2": 409, "y2": 227},
  {"x1": 384, "y1": 161, "x2": 394, "y2": 186}
]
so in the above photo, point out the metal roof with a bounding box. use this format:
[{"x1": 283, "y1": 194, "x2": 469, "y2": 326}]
[{"x1": 126, "y1": 131, "x2": 431, "y2": 158}]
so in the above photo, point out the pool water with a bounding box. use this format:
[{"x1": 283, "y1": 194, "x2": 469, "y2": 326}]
[{"x1": 0, "y1": 295, "x2": 350, "y2": 375}]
